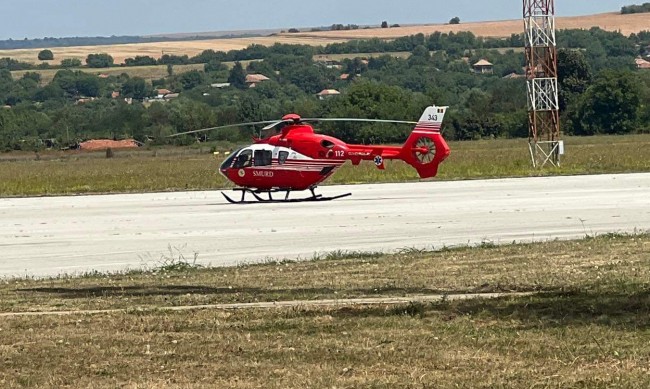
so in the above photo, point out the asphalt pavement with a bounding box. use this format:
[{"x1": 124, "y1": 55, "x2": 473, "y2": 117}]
[{"x1": 1, "y1": 173, "x2": 648, "y2": 278}]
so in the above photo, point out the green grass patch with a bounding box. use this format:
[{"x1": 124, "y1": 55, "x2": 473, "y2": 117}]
[
  {"x1": 1, "y1": 134, "x2": 649, "y2": 197},
  {"x1": 11, "y1": 64, "x2": 204, "y2": 84}
]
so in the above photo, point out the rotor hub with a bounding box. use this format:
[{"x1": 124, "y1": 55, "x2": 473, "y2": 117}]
[
  {"x1": 413, "y1": 137, "x2": 437, "y2": 164},
  {"x1": 282, "y1": 113, "x2": 302, "y2": 123}
]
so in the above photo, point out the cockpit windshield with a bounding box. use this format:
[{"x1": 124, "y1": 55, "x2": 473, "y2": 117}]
[
  {"x1": 220, "y1": 148, "x2": 243, "y2": 170},
  {"x1": 233, "y1": 149, "x2": 253, "y2": 168}
]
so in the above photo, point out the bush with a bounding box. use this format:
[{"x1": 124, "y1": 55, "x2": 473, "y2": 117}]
[
  {"x1": 38, "y1": 49, "x2": 54, "y2": 61},
  {"x1": 450, "y1": 17, "x2": 461, "y2": 25},
  {"x1": 124, "y1": 56, "x2": 157, "y2": 66},
  {"x1": 86, "y1": 53, "x2": 114, "y2": 68},
  {"x1": 60, "y1": 58, "x2": 82, "y2": 68}
]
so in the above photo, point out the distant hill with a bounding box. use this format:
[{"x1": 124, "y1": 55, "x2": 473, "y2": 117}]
[
  {"x1": 1, "y1": 11, "x2": 648, "y2": 65},
  {"x1": 284, "y1": 12, "x2": 650, "y2": 40}
]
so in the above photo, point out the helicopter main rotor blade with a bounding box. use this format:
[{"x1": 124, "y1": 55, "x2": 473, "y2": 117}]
[
  {"x1": 262, "y1": 121, "x2": 290, "y2": 131},
  {"x1": 166, "y1": 117, "x2": 418, "y2": 139},
  {"x1": 167, "y1": 120, "x2": 281, "y2": 138},
  {"x1": 302, "y1": 118, "x2": 418, "y2": 125}
]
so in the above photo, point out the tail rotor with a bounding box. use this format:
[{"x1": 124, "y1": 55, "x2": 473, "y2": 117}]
[{"x1": 401, "y1": 105, "x2": 450, "y2": 179}]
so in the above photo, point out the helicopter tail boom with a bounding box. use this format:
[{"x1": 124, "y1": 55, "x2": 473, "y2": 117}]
[{"x1": 344, "y1": 105, "x2": 450, "y2": 178}]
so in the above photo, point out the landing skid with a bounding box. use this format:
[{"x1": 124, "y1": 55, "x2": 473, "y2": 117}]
[{"x1": 222, "y1": 187, "x2": 352, "y2": 204}]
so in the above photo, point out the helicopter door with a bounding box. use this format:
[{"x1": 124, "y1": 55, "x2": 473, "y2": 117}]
[{"x1": 232, "y1": 149, "x2": 253, "y2": 168}]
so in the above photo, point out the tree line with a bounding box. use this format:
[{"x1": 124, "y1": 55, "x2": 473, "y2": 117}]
[
  {"x1": 621, "y1": 3, "x2": 650, "y2": 14},
  {"x1": 1, "y1": 27, "x2": 649, "y2": 151},
  {"x1": 4, "y1": 29, "x2": 648, "y2": 73},
  {"x1": 0, "y1": 34, "x2": 261, "y2": 51}
]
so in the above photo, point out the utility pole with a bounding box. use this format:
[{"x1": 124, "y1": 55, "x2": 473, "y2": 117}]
[{"x1": 523, "y1": 0, "x2": 562, "y2": 167}]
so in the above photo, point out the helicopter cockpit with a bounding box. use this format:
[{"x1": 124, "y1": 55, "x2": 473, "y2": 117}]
[
  {"x1": 220, "y1": 148, "x2": 244, "y2": 170},
  {"x1": 220, "y1": 146, "x2": 279, "y2": 170}
]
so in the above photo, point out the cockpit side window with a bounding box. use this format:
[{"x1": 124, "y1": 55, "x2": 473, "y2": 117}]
[
  {"x1": 233, "y1": 149, "x2": 253, "y2": 168},
  {"x1": 278, "y1": 151, "x2": 289, "y2": 165},
  {"x1": 254, "y1": 150, "x2": 272, "y2": 166}
]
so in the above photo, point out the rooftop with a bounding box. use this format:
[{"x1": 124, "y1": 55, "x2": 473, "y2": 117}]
[
  {"x1": 473, "y1": 59, "x2": 493, "y2": 67},
  {"x1": 245, "y1": 74, "x2": 270, "y2": 83}
]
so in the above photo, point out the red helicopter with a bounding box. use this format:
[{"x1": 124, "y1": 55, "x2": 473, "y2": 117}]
[{"x1": 171, "y1": 105, "x2": 450, "y2": 203}]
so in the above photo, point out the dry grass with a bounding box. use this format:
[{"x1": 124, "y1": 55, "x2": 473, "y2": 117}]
[
  {"x1": 0, "y1": 235, "x2": 649, "y2": 388},
  {"x1": 1, "y1": 134, "x2": 649, "y2": 197},
  {"x1": 292, "y1": 12, "x2": 650, "y2": 40}
]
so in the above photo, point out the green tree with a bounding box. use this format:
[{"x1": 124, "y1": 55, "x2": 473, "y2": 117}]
[
  {"x1": 21, "y1": 72, "x2": 41, "y2": 83},
  {"x1": 52, "y1": 70, "x2": 101, "y2": 98},
  {"x1": 204, "y1": 59, "x2": 226, "y2": 73},
  {"x1": 323, "y1": 81, "x2": 429, "y2": 143},
  {"x1": 75, "y1": 73, "x2": 101, "y2": 97},
  {"x1": 191, "y1": 49, "x2": 226, "y2": 64},
  {"x1": 228, "y1": 62, "x2": 247, "y2": 89},
  {"x1": 570, "y1": 71, "x2": 641, "y2": 135},
  {"x1": 179, "y1": 70, "x2": 205, "y2": 90},
  {"x1": 450, "y1": 17, "x2": 461, "y2": 25},
  {"x1": 285, "y1": 64, "x2": 330, "y2": 94},
  {"x1": 168, "y1": 98, "x2": 217, "y2": 135},
  {"x1": 557, "y1": 49, "x2": 592, "y2": 112},
  {"x1": 381, "y1": 21, "x2": 389, "y2": 28},
  {"x1": 86, "y1": 53, "x2": 114, "y2": 68},
  {"x1": 34, "y1": 83, "x2": 65, "y2": 102},
  {"x1": 38, "y1": 49, "x2": 54, "y2": 61},
  {"x1": 121, "y1": 77, "x2": 151, "y2": 100},
  {"x1": 409, "y1": 45, "x2": 431, "y2": 66}
]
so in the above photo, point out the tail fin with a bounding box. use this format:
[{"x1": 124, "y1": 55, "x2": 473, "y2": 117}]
[{"x1": 400, "y1": 105, "x2": 451, "y2": 179}]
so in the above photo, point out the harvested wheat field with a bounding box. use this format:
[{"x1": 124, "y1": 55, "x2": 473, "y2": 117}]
[
  {"x1": 289, "y1": 12, "x2": 650, "y2": 40},
  {"x1": 0, "y1": 36, "x2": 347, "y2": 65}
]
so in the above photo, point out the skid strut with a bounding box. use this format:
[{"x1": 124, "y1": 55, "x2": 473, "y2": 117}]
[{"x1": 222, "y1": 187, "x2": 351, "y2": 204}]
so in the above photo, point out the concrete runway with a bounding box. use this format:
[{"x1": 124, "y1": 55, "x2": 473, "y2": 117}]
[{"x1": 1, "y1": 173, "x2": 649, "y2": 278}]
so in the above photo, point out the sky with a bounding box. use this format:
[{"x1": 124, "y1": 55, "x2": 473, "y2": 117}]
[{"x1": 0, "y1": 0, "x2": 636, "y2": 40}]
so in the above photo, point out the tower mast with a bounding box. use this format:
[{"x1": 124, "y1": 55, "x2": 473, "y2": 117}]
[{"x1": 524, "y1": 0, "x2": 562, "y2": 167}]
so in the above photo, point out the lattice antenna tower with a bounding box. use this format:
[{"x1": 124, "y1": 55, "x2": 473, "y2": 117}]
[{"x1": 524, "y1": 0, "x2": 562, "y2": 167}]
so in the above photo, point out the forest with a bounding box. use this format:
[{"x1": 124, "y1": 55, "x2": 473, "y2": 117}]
[{"x1": 0, "y1": 28, "x2": 649, "y2": 151}]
